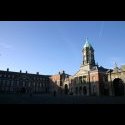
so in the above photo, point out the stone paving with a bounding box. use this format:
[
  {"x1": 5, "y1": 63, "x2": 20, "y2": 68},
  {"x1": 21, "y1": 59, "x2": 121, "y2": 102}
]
[{"x1": 0, "y1": 94, "x2": 125, "y2": 104}]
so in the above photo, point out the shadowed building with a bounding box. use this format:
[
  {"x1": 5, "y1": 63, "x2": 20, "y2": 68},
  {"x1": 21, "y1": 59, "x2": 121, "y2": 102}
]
[
  {"x1": 0, "y1": 38, "x2": 125, "y2": 97},
  {"x1": 0, "y1": 69, "x2": 52, "y2": 94},
  {"x1": 0, "y1": 69, "x2": 70, "y2": 95},
  {"x1": 107, "y1": 64, "x2": 125, "y2": 96}
]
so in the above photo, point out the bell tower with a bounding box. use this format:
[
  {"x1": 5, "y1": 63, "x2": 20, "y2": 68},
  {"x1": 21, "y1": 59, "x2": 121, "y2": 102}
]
[{"x1": 82, "y1": 38, "x2": 95, "y2": 67}]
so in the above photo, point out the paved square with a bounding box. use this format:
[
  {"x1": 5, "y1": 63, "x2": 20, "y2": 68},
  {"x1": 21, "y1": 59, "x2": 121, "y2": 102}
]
[{"x1": 1, "y1": 94, "x2": 125, "y2": 104}]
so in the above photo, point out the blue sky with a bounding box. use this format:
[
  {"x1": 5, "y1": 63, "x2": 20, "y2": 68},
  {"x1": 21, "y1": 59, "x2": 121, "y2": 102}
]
[{"x1": 0, "y1": 21, "x2": 125, "y2": 75}]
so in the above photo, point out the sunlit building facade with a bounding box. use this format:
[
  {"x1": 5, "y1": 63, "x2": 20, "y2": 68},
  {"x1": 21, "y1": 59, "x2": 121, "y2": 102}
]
[{"x1": 50, "y1": 71, "x2": 71, "y2": 94}]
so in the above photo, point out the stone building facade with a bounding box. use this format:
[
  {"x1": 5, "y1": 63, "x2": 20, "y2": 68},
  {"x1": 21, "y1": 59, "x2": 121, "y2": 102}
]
[
  {"x1": 107, "y1": 65, "x2": 125, "y2": 96},
  {"x1": 0, "y1": 38, "x2": 125, "y2": 97},
  {"x1": 50, "y1": 71, "x2": 71, "y2": 94},
  {"x1": 0, "y1": 68, "x2": 71, "y2": 95},
  {"x1": 0, "y1": 68, "x2": 52, "y2": 94},
  {"x1": 69, "y1": 38, "x2": 109, "y2": 96}
]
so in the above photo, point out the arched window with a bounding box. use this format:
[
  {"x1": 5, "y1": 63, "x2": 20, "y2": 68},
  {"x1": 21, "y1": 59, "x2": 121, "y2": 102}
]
[
  {"x1": 92, "y1": 76, "x2": 95, "y2": 83},
  {"x1": 93, "y1": 85, "x2": 96, "y2": 95},
  {"x1": 75, "y1": 87, "x2": 78, "y2": 94},
  {"x1": 83, "y1": 86, "x2": 87, "y2": 95},
  {"x1": 79, "y1": 86, "x2": 82, "y2": 94},
  {"x1": 11, "y1": 81, "x2": 13, "y2": 87}
]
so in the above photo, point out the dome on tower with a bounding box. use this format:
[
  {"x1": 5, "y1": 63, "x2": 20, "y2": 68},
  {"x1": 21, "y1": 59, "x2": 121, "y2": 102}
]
[{"x1": 83, "y1": 38, "x2": 92, "y2": 48}]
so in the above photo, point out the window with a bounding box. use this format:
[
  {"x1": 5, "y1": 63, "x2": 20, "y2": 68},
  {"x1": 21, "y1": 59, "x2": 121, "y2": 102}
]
[
  {"x1": 12, "y1": 75, "x2": 14, "y2": 79},
  {"x1": 41, "y1": 83, "x2": 43, "y2": 87},
  {"x1": 23, "y1": 82, "x2": 25, "y2": 87},
  {"x1": 75, "y1": 87, "x2": 78, "y2": 94},
  {"x1": 7, "y1": 81, "x2": 10, "y2": 86},
  {"x1": 103, "y1": 75, "x2": 107, "y2": 82},
  {"x1": 28, "y1": 82, "x2": 31, "y2": 87},
  {"x1": 3, "y1": 80, "x2": 5, "y2": 85},
  {"x1": 83, "y1": 86, "x2": 87, "y2": 95},
  {"x1": 43, "y1": 83, "x2": 45, "y2": 87},
  {"x1": 103, "y1": 77, "x2": 105, "y2": 82},
  {"x1": 40, "y1": 83, "x2": 41, "y2": 87},
  {"x1": 93, "y1": 85, "x2": 96, "y2": 93},
  {"x1": 0, "y1": 80, "x2": 3, "y2": 86},
  {"x1": 92, "y1": 76, "x2": 95, "y2": 83},
  {"x1": 11, "y1": 81, "x2": 13, "y2": 86},
  {"x1": 17, "y1": 81, "x2": 19, "y2": 86},
  {"x1": 33, "y1": 82, "x2": 35, "y2": 86}
]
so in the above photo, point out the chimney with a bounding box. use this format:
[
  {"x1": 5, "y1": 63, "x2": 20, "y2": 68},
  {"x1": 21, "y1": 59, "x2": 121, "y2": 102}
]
[
  {"x1": 37, "y1": 72, "x2": 39, "y2": 75},
  {"x1": 7, "y1": 68, "x2": 9, "y2": 72},
  {"x1": 20, "y1": 70, "x2": 22, "y2": 73},
  {"x1": 26, "y1": 71, "x2": 28, "y2": 74},
  {"x1": 63, "y1": 70, "x2": 65, "y2": 74}
]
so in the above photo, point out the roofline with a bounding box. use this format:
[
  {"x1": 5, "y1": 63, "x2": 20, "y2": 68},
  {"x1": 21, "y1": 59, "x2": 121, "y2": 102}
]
[{"x1": 0, "y1": 70, "x2": 50, "y2": 77}]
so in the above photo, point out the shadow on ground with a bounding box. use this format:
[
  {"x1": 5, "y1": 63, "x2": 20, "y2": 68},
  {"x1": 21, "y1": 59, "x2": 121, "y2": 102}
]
[{"x1": 0, "y1": 94, "x2": 125, "y2": 104}]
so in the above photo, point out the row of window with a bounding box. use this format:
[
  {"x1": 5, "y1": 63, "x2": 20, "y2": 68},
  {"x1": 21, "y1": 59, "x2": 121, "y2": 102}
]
[
  {"x1": 0, "y1": 80, "x2": 49, "y2": 87},
  {"x1": 0, "y1": 73, "x2": 49, "y2": 81},
  {"x1": 0, "y1": 87, "x2": 49, "y2": 93}
]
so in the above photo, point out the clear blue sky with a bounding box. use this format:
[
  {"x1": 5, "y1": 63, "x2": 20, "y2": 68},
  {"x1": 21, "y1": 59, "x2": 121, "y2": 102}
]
[{"x1": 0, "y1": 21, "x2": 125, "y2": 75}]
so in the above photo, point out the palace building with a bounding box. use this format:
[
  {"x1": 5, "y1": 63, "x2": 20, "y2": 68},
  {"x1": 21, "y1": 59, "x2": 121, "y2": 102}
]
[
  {"x1": 69, "y1": 38, "x2": 109, "y2": 96},
  {"x1": 67, "y1": 38, "x2": 125, "y2": 96},
  {"x1": 107, "y1": 64, "x2": 125, "y2": 96},
  {"x1": 0, "y1": 69, "x2": 52, "y2": 94},
  {"x1": 0, "y1": 38, "x2": 125, "y2": 96},
  {"x1": 50, "y1": 70, "x2": 71, "y2": 94}
]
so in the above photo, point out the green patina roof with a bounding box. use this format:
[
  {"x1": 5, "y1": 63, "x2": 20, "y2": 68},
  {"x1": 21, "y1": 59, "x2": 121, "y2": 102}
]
[{"x1": 83, "y1": 38, "x2": 93, "y2": 48}]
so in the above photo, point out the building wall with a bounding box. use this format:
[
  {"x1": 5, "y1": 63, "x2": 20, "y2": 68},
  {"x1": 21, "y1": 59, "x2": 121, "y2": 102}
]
[
  {"x1": 70, "y1": 70, "x2": 109, "y2": 96},
  {"x1": 107, "y1": 70, "x2": 125, "y2": 96},
  {"x1": 0, "y1": 70, "x2": 51, "y2": 94},
  {"x1": 90, "y1": 71, "x2": 99, "y2": 96},
  {"x1": 50, "y1": 71, "x2": 71, "y2": 94},
  {"x1": 50, "y1": 75, "x2": 61, "y2": 86}
]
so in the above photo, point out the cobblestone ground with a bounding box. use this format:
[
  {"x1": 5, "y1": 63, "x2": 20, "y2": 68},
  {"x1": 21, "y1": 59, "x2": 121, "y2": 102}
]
[{"x1": 1, "y1": 94, "x2": 125, "y2": 104}]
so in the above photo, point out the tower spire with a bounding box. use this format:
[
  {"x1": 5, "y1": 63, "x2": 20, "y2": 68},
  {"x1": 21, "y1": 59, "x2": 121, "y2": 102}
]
[
  {"x1": 82, "y1": 38, "x2": 95, "y2": 66},
  {"x1": 83, "y1": 37, "x2": 92, "y2": 48}
]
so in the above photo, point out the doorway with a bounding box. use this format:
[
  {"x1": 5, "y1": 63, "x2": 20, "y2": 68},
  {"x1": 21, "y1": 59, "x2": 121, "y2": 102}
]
[{"x1": 113, "y1": 78, "x2": 124, "y2": 96}]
